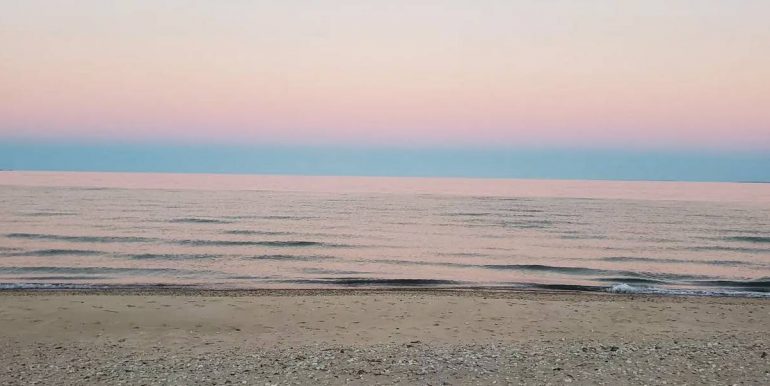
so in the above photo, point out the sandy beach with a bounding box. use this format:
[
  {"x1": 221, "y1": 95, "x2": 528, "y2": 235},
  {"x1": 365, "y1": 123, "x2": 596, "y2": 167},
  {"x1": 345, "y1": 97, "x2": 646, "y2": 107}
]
[
  {"x1": 5, "y1": 0, "x2": 770, "y2": 384},
  {"x1": 0, "y1": 289, "x2": 768, "y2": 385}
]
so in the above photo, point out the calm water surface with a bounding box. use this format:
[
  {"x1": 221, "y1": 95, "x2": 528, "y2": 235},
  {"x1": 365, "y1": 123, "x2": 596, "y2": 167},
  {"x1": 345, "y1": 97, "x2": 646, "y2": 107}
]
[{"x1": 1, "y1": 171, "x2": 769, "y2": 296}]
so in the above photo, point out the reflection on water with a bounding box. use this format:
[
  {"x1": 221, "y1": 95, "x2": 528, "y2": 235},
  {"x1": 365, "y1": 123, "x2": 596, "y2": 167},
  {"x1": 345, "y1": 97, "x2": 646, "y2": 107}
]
[{"x1": 1, "y1": 171, "x2": 769, "y2": 296}]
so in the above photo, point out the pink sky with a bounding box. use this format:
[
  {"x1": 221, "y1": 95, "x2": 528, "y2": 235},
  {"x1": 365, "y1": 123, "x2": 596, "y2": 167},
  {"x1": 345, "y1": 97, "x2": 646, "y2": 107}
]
[{"x1": 1, "y1": 1, "x2": 769, "y2": 149}]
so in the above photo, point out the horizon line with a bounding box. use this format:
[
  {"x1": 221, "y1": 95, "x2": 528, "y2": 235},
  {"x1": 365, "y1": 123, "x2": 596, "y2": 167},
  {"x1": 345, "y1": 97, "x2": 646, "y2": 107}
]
[
  {"x1": 2, "y1": 142, "x2": 769, "y2": 183},
  {"x1": 2, "y1": 169, "x2": 769, "y2": 185}
]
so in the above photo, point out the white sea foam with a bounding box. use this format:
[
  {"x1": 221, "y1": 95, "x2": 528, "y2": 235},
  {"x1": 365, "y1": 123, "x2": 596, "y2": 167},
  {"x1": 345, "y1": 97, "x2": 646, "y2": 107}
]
[
  {"x1": 607, "y1": 283, "x2": 770, "y2": 298},
  {"x1": 608, "y1": 283, "x2": 640, "y2": 293}
]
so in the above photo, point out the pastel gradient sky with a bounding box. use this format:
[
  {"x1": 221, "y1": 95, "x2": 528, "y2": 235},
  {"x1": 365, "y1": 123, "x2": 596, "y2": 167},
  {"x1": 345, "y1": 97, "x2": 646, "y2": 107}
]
[{"x1": 1, "y1": 1, "x2": 769, "y2": 180}]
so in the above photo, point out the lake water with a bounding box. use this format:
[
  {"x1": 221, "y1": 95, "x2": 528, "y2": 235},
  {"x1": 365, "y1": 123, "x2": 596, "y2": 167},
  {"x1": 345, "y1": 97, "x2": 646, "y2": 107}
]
[{"x1": 1, "y1": 171, "x2": 769, "y2": 296}]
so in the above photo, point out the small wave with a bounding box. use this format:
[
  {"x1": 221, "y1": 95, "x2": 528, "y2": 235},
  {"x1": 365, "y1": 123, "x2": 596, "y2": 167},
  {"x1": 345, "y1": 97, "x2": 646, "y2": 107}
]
[
  {"x1": 471, "y1": 196, "x2": 530, "y2": 202},
  {"x1": 15, "y1": 276, "x2": 110, "y2": 280},
  {"x1": 436, "y1": 252, "x2": 488, "y2": 258},
  {"x1": 483, "y1": 264, "x2": 708, "y2": 282},
  {"x1": 20, "y1": 211, "x2": 77, "y2": 217},
  {"x1": 175, "y1": 240, "x2": 261, "y2": 247},
  {"x1": 6, "y1": 249, "x2": 105, "y2": 257},
  {"x1": 261, "y1": 215, "x2": 315, "y2": 220},
  {"x1": 226, "y1": 275, "x2": 276, "y2": 280},
  {"x1": 506, "y1": 208, "x2": 545, "y2": 213},
  {"x1": 244, "y1": 254, "x2": 336, "y2": 261},
  {"x1": 689, "y1": 279, "x2": 770, "y2": 291},
  {"x1": 359, "y1": 259, "x2": 474, "y2": 269},
  {"x1": 169, "y1": 218, "x2": 231, "y2": 224},
  {"x1": 528, "y1": 283, "x2": 605, "y2": 292},
  {"x1": 5, "y1": 233, "x2": 155, "y2": 243},
  {"x1": 0, "y1": 266, "x2": 200, "y2": 276},
  {"x1": 484, "y1": 264, "x2": 604, "y2": 275},
  {"x1": 718, "y1": 229, "x2": 769, "y2": 235},
  {"x1": 501, "y1": 220, "x2": 552, "y2": 229},
  {"x1": 223, "y1": 230, "x2": 294, "y2": 236},
  {"x1": 222, "y1": 215, "x2": 263, "y2": 220},
  {"x1": 724, "y1": 236, "x2": 770, "y2": 243},
  {"x1": 176, "y1": 239, "x2": 352, "y2": 248},
  {"x1": 594, "y1": 277, "x2": 668, "y2": 284},
  {"x1": 0, "y1": 283, "x2": 113, "y2": 290},
  {"x1": 126, "y1": 253, "x2": 219, "y2": 260},
  {"x1": 283, "y1": 278, "x2": 464, "y2": 287},
  {"x1": 301, "y1": 268, "x2": 367, "y2": 275},
  {"x1": 598, "y1": 256, "x2": 758, "y2": 267},
  {"x1": 689, "y1": 246, "x2": 770, "y2": 253},
  {"x1": 561, "y1": 234, "x2": 609, "y2": 240},
  {"x1": 505, "y1": 213, "x2": 539, "y2": 218},
  {"x1": 0, "y1": 282, "x2": 198, "y2": 290},
  {"x1": 600, "y1": 256, "x2": 684, "y2": 263}
]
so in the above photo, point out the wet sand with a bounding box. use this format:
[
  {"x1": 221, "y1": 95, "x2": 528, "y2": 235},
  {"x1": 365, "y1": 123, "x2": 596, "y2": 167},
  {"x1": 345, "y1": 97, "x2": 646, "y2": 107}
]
[{"x1": 1, "y1": 289, "x2": 768, "y2": 385}]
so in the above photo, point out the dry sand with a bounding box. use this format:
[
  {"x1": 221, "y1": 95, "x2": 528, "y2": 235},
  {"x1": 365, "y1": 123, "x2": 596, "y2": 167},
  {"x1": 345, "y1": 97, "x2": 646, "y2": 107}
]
[{"x1": 1, "y1": 289, "x2": 768, "y2": 385}]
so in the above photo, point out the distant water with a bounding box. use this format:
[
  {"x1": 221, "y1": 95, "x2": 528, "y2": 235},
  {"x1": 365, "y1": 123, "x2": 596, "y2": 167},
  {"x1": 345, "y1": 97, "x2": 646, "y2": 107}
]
[{"x1": 1, "y1": 171, "x2": 770, "y2": 297}]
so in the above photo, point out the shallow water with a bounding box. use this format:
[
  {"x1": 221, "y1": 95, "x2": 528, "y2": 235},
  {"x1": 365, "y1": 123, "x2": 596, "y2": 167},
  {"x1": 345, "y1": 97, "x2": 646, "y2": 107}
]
[{"x1": 1, "y1": 171, "x2": 770, "y2": 296}]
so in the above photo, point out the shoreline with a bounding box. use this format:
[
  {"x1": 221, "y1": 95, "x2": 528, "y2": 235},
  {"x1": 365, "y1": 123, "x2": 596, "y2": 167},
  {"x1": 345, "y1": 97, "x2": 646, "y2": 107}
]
[
  {"x1": 1, "y1": 286, "x2": 769, "y2": 301},
  {"x1": 2, "y1": 289, "x2": 768, "y2": 384}
]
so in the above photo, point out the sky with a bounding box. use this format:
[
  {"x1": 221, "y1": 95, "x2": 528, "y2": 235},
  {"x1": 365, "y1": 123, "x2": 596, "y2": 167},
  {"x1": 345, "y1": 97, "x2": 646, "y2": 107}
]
[{"x1": 1, "y1": 1, "x2": 769, "y2": 180}]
